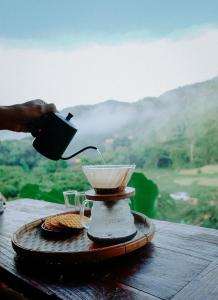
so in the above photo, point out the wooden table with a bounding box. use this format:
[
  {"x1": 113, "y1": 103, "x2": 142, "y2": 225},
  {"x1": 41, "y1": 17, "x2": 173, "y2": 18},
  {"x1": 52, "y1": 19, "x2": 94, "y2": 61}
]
[{"x1": 0, "y1": 199, "x2": 218, "y2": 300}]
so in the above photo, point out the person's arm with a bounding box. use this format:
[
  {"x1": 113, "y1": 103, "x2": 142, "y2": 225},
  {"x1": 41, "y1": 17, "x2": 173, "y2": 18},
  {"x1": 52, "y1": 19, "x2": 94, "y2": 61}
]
[{"x1": 0, "y1": 99, "x2": 56, "y2": 132}]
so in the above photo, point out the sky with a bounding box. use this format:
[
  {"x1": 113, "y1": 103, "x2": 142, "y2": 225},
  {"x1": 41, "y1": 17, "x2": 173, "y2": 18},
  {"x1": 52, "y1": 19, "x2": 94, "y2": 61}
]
[{"x1": 0, "y1": 0, "x2": 218, "y2": 109}]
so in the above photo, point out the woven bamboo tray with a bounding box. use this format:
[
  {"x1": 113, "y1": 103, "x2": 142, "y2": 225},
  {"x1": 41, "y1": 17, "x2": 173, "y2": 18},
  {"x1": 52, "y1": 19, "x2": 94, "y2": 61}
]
[{"x1": 12, "y1": 210, "x2": 155, "y2": 264}]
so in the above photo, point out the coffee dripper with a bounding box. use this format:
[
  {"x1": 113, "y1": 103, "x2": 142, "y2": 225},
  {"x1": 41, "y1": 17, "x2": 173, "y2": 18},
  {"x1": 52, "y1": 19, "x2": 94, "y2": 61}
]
[{"x1": 79, "y1": 165, "x2": 137, "y2": 244}]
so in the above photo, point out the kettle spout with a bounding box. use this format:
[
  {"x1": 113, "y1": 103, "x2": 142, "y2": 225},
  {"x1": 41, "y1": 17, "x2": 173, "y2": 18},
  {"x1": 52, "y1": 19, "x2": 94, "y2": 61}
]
[{"x1": 61, "y1": 146, "x2": 98, "y2": 160}]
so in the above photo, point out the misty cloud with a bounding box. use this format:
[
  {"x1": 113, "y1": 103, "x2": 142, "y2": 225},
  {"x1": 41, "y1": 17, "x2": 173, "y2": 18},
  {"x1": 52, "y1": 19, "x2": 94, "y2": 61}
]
[{"x1": 0, "y1": 26, "x2": 218, "y2": 108}]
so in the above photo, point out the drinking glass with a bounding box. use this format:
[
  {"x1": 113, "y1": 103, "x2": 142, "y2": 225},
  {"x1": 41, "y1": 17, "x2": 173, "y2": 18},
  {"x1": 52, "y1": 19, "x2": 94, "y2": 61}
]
[{"x1": 63, "y1": 190, "x2": 84, "y2": 211}]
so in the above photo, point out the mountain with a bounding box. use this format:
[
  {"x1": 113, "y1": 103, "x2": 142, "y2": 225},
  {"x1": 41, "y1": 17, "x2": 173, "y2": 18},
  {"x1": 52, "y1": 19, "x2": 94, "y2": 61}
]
[
  {"x1": 62, "y1": 76, "x2": 218, "y2": 152},
  {"x1": 1, "y1": 76, "x2": 218, "y2": 154}
]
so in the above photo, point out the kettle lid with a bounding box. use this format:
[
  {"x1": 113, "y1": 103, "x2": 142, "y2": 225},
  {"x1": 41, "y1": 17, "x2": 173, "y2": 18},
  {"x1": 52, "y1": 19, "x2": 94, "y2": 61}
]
[{"x1": 54, "y1": 112, "x2": 77, "y2": 130}]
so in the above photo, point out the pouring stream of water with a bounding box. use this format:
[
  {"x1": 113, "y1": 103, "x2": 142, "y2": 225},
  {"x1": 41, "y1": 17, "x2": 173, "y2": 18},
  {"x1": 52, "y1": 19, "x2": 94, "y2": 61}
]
[{"x1": 96, "y1": 148, "x2": 106, "y2": 164}]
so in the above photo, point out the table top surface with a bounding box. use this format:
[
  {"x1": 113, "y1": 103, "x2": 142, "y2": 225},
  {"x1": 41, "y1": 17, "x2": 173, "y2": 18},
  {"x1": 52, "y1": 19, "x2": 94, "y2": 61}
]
[{"x1": 0, "y1": 199, "x2": 218, "y2": 300}]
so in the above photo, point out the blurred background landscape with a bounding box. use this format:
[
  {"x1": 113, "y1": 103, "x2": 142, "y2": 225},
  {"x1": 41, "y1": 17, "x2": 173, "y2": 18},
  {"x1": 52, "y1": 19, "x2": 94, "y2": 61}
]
[
  {"x1": 1, "y1": 76, "x2": 218, "y2": 228},
  {"x1": 0, "y1": 1, "x2": 218, "y2": 228}
]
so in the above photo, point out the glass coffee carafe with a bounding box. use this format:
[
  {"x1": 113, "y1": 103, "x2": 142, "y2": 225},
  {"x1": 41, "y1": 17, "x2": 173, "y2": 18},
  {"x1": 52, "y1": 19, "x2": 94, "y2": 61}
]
[{"x1": 79, "y1": 165, "x2": 137, "y2": 244}]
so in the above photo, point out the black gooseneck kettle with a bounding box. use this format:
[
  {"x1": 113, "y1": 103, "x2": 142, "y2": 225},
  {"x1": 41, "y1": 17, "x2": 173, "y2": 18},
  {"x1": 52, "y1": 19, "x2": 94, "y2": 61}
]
[{"x1": 30, "y1": 112, "x2": 97, "y2": 160}]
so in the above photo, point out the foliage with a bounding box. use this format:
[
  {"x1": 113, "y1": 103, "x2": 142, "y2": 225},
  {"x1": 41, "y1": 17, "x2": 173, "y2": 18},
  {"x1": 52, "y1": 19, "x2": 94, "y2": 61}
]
[
  {"x1": 129, "y1": 172, "x2": 159, "y2": 218},
  {"x1": 156, "y1": 192, "x2": 177, "y2": 221},
  {"x1": 0, "y1": 140, "x2": 41, "y2": 170},
  {"x1": 1, "y1": 97, "x2": 218, "y2": 230},
  {"x1": 179, "y1": 190, "x2": 218, "y2": 229},
  {"x1": 156, "y1": 190, "x2": 218, "y2": 229},
  {"x1": 19, "y1": 184, "x2": 64, "y2": 204},
  {"x1": 0, "y1": 165, "x2": 26, "y2": 197}
]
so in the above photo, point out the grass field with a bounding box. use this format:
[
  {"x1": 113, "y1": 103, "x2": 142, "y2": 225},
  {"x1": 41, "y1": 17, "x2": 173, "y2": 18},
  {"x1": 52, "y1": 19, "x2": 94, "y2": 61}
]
[
  {"x1": 143, "y1": 165, "x2": 218, "y2": 228},
  {"x1": 145, "y1": 164, "x2": 218, "y2": 194}
]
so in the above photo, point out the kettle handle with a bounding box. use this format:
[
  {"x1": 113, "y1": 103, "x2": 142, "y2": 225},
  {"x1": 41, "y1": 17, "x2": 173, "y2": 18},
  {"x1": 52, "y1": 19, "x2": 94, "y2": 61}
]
[{"x1": 61, "y1": 146, "x2": 97, "y2": 160}]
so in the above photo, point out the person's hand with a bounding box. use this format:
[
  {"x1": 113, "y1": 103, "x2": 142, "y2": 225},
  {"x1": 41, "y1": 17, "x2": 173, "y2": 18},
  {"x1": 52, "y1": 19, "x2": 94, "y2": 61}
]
[{"x1": 0, "y1": 99, "x2": 57, "y2": 132}]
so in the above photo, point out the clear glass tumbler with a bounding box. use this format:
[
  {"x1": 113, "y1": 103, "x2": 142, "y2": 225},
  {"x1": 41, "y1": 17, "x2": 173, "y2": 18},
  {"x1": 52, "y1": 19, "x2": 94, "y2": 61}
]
[{"x1": 63, "y1": 190, "x2": 83, "y2": 211}]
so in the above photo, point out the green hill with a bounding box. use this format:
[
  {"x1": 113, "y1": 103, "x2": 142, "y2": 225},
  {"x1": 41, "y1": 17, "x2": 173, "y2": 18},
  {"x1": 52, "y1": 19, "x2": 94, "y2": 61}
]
[
  {"x1": 60, "y1": 76, "x2": 218, "y2": 167},
  {"x1": 1, "y1": 76, "x2": 218, "y2": 167}
]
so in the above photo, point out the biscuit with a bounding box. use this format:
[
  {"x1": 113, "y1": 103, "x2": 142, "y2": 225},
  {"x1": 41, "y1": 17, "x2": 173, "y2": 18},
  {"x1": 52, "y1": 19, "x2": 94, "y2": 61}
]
[
  {"x1": 58, "y1": 214, "x2": 87, "y2": 229},
  {"x1": 49, "y1": 216, "x2": 64, "y2": 228},
  {"x1": 44, "y1": 216, "x2": 64, "y2": 230},
  {"x1": 44, "y1": 213, "x2": 88, "y2": 230},
  {"x1": 44, "y1": 217, "x2": 57, "y2": 230}
]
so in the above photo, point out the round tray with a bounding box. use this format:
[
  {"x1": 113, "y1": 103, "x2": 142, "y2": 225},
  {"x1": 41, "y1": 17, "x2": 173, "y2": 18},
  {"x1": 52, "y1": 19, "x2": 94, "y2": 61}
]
[{"x1": 12, "y1": 211, "x2": 155, "y2": 264}]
